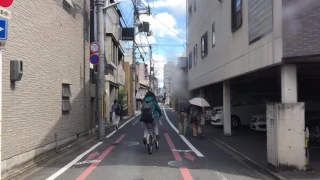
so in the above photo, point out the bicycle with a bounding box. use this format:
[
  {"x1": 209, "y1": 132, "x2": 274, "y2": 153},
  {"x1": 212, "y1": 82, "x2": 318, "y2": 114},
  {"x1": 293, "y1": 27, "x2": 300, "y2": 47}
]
[{"x1": 145, "y1": 121, "x2": 159, "y2": 154}]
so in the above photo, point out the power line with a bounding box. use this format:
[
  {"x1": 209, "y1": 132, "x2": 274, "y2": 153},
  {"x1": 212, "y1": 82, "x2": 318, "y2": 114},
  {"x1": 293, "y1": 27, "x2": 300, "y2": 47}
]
[{"x1": 151, "y1": 13, "x2": 186, "y2": 42}]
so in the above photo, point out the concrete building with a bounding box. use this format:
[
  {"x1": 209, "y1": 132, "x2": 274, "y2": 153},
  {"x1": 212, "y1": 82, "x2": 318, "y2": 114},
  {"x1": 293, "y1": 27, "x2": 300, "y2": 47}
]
[
  {"x1": 163, "y1": 61, "x2": 175, "y2": 105},
  {"x1": 124, "y1": 49, "x2": 138, "y2": 116},
  {"x1": 1, "y1": 0, "x2": 90, "y2": 177},
  {"x1": 187, "y1": 0, "x2": 320, "y2": 171},
  {"x1": 136, "y1": 63, "x2": 149, "y2": 109},
  {"x1": 104, "y1": 2, "x2": 126, "y2": 123},
  {"x1": 163, "y1": 61, "x2": 175, "y2": 91}
]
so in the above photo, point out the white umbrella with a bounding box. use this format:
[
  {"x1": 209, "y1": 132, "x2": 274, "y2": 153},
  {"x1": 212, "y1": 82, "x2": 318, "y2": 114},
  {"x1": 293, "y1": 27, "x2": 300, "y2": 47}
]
[{"x1": 189, "y1": 97, "x2": 210, "y2": 107}]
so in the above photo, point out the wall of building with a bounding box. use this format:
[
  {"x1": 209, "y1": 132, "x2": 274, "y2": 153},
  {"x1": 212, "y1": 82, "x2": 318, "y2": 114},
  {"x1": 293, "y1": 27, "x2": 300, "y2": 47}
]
[
  {"x1": 1, "y1": 0, "x2": 90, "y2": 175},
  {"x1": 124, "y1": 62, "x2": 133, "y2": 116},
  {"x1": 282, "y1": 0, "x2": 320, "y2": 58},
  {"x1": 187, "y1": 0, "x2": 283, "y2": 90}
]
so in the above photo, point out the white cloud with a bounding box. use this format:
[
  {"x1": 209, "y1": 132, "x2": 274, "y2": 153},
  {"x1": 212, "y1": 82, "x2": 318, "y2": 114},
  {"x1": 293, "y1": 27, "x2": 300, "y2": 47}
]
[
  {"x1": 137, "y1": 12, "x2": 184, "y2": 43},
  {"x1": 152, "y1": 54, "x2": 167, "y2": 88},
  {"x1": 146, "y1": 0, "x2": 186, "y2": 16}
]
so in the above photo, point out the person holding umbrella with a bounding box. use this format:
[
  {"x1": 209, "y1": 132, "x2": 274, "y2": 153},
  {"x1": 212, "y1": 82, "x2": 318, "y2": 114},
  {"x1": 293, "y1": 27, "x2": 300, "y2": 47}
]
[{"x1": 189, "y1": 97, "x2": 210, "y2": 138}]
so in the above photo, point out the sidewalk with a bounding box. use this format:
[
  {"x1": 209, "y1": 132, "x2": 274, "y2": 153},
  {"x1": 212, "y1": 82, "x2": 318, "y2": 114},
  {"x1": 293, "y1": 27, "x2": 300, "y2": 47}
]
[{"x1": 202, "y1": 125, "x2": 320, "y2": 180}]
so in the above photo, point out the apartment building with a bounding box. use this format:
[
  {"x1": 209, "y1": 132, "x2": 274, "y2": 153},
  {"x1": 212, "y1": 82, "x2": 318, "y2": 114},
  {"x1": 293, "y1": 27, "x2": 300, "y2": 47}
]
[
  {"x1": 103, "y1": 2, "x2": 126, "y2": 123},
  {"x1": 187, "y1": 0, "x2": 320, "y2": 171},
  {"x1": 1, "y1": 0, "x2": 90, "y2": 177}
]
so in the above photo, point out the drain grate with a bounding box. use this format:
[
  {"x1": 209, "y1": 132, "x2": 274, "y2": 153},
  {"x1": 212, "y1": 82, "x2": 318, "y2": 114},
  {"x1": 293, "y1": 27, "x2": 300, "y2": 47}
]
[
  {"x1": 112, "y1": 142, "x2": 139, "y2": 146},
  {"x1": 168, "y1": 160, "x2": 206, "y2": 169}
]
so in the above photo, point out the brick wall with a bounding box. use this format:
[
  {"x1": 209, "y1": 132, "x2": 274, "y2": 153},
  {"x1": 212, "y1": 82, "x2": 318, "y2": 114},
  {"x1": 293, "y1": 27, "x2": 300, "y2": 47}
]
[
  {"x1": 2, "y1": 0, "x2": 90, "y2": 160},
  {"x1": 283, "y1": 0, "x2": 320, "y2": 57}
]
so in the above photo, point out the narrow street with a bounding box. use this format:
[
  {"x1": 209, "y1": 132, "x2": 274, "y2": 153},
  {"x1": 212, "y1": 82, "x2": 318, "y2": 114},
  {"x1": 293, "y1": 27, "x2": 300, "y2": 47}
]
[{"x1": 21, "y1": 107, "x2": 277, "y2": 180}]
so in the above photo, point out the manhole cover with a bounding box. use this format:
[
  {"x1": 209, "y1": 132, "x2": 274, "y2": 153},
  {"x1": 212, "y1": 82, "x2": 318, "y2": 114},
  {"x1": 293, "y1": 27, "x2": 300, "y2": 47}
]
[
  {"x1": 112, "y1": 142, "x2": 139, "y2": 146},
  {"x1": 168, "y1": 160, "x2": 205, "y2": 169}
]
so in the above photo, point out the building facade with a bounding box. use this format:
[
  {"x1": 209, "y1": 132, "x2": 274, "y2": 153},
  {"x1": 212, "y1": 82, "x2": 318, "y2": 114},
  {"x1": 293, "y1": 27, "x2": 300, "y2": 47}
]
[
  {"x1": 2, "y1": 0, "x2": 90, "y2": 177},
  {"x1": 104, "y1": 3, "x2": 125, "y2": 123},
  {"x1": 187, "y1": 0, "x2": 320, "y2": 171}
]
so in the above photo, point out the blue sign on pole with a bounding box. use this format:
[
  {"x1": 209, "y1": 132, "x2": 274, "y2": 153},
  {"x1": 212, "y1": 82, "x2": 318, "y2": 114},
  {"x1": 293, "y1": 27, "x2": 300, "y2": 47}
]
[
  {"x1": 90, "y1": 54, "x2": 100, "y2": 65},
  {"x1": 0, "y1": 18, "x2": 8, "y2": 40}
]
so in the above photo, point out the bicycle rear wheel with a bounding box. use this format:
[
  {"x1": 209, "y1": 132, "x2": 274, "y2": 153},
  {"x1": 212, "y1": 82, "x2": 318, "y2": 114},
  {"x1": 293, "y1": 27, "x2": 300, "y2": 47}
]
[
  {"x1": 148, "y1": 136, "x2": 153, "y2": 154},
  {"x1": 155, "y1": 139, "x2": 159, "y2": 149}
]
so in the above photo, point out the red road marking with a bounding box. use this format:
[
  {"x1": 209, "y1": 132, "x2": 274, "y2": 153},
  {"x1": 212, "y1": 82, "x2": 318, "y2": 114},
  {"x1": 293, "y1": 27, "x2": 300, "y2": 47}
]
[
  {"x1": 184, "y1": 152, "x2": 195, "y2": 161},
  {"x1": 132, "y1": 119, "x2": 139, "y2": 126},
  {"x1": 85, "y1": 152, "x2": 99, "y2": 161},
  {"x1": 164, "y1": 133, "x2": 193, "y2": 180},
  {"x1": 76, "y1": 134, "x2": 126, "y2": 180},
  {"x1": 159, "y1": 120, "x2": 163, "y2": 126}
]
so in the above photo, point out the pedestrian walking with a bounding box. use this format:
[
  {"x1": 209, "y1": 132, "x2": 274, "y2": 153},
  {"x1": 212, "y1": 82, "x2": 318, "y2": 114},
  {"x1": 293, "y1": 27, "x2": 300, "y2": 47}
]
[
  {"x1": 178, "y1": 97, "x2": 190, "y2": 136},
  {"x1": 190, "y1": 105, "x2": 203, "y2": 138},
  {"x1": 112, "y1": 99, "x2": 121, "y2": 131}
]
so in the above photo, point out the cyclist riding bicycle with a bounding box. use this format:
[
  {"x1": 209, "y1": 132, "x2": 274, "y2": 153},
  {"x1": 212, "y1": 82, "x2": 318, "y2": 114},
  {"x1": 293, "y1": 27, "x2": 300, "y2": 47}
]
[{"x1": 140, "y1": 91, "x2": 162, "y2": 146}]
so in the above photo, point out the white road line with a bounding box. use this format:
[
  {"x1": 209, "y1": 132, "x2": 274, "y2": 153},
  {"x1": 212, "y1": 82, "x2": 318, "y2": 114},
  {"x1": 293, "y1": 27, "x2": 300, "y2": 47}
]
[
  {"x1": 162, "y1": 108, "x2": 204, "y2": 157},
  {"x1": 46, "y1": 142, "x2": 103, "y2": 180},
  {"x1": 215, "y1": 172, "x2": 228, "y2": 180},
  {"x1": 106, "y1": 113, "x2": 141, "y2": 138},
  {"x1": 172, "y1": 149, "x2": 193, "y2": 153}
]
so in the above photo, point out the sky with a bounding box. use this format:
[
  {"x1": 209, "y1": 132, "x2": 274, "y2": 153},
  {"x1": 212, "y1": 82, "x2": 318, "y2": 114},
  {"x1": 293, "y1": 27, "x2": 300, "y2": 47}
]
[{"x1": 118, "y1": 0, "x2": 187, "y2": 88}]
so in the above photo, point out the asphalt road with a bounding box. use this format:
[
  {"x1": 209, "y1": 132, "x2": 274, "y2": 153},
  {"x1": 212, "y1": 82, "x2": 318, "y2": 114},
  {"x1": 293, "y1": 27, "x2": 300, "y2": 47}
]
[{"x1": 22, "y1": 107, "x2": 277, "y2": 180}]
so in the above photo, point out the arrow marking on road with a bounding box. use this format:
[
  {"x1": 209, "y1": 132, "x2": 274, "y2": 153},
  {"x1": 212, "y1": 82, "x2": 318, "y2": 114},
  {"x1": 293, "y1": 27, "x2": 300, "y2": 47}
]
[
  {"x1": 184, "y1": 152, "x2": 195, "y2": 161},
  {"x1": 74, "y1": 160, "x2": 101, "y2": 165},
  {"x1": 85, "y1": 152, "x2": 99, "y2": 161}
]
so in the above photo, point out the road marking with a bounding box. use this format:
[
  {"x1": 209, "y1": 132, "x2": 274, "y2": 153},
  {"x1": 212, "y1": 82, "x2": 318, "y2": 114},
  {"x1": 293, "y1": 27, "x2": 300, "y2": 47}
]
[
  {"x1": 76, "y1": 134, "x2": 126, "y2": 180},
  {"x1": 106, "y1": 113, "x2": 140, "y2": 138},
  {"x1": 132, "y1": 119, "x2": 139, "y2": 126},
  {"x1": 85, "y1": 152, "x2": 99, "y2": 160},
  {"x1": 184, "y1": 153, "x2": 195, "y2": 161},
  {"x1": 74, "y1": 160, "x2": 101, "y2": 165},
  {"x1": 162, "y1": 108, "x2": 204, "y2": 157},
  {"x1": 46, "y1": 142, "x2": 103, "y2": 180},
  {"x1": 172, "y1": 149, "x2": 193, "y2": 153},
  {"x1": 164, "y1": 133, "x2": 193, "y2": 180}
]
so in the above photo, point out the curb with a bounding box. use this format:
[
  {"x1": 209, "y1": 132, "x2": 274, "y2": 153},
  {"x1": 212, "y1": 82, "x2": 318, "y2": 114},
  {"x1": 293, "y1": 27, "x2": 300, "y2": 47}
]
[
  {"x1": 203, "y1": 131, "x2": 288, "y2": 180},
  {"x1": 4, "y1": 115, "x2": 137, "y2": 180}
]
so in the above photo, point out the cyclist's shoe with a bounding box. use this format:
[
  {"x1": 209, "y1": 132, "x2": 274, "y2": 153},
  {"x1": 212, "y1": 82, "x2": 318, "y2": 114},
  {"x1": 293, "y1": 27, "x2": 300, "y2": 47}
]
[
  {"x1": 143, "y1": 138, "x2": 147, "y2": 145},
  {"x1": 156, "y1": 135, "x2": 160, "y2": 139}
]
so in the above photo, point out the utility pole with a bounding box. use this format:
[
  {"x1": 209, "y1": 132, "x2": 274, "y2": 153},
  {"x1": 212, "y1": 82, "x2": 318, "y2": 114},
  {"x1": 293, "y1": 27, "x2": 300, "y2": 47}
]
[
  {"x1": 149, "y1": 45, "x2": 152, "y2": 90},
  {"x1": 132, "y1": 0, "x2": 137, "y2": 116},
  {"x1": 95, "y1": 0, "x2": 120, "y2": 139},
  {"x1": 96, "y1": 0, "x2": 106, "y2": 140}
]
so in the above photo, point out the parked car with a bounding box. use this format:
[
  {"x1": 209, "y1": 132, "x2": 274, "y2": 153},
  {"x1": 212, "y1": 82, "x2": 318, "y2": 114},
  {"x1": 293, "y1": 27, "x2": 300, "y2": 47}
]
[
  {"x1": 211, "y1": 94, "x2": 280, "y2": 128},
  {"x1": 250, "y1": 114, "x2": 266, "y2": 131}
]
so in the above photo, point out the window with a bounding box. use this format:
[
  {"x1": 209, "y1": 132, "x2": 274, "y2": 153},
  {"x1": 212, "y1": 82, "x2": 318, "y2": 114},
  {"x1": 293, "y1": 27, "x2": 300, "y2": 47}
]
[
  {"x1": 188, "y1": 52, "x2": 193, "y2": 69},
  {"x1": 188, "y1": 5, "x2": 192, "y2": 24},
  {"x1": 201, "y1": 32, "x2": 208, "y2": 58},
  {"x1": 62, "y1": 84, "x2": 71, "y2": 112},
  {"x1": 231, "y1": 0, "x2": 243, "y2": 32},
  {"x1": 212, "y1": 23, "x2": 216, "y2": 47},
  {"x1": 194, "y1": 0, "x2": 196, "y2": 12},
  {"x1": 193, "y1": 44, "x2": 197, "y2": 66}
]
